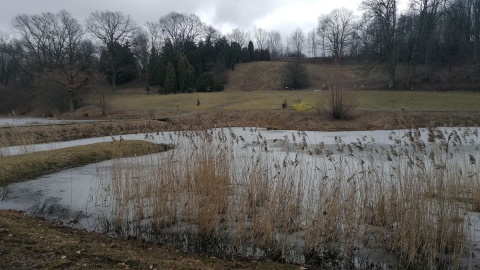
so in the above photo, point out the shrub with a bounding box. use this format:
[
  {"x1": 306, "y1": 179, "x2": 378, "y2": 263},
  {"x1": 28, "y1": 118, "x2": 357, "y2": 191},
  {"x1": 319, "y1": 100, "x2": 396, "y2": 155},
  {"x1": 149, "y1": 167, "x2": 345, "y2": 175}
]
[
  {"x1": 283, "y1": 60, "x2": 309, "y2": 89},
  {"x1": 212, "y1": 81, "x2": 224, "y2": 91},
  {"x1": 196, "y1": 72, "x2": 215, "y2": 92},
  {"x1": 328, "y1": 84, "x2": 356, "y2": 119},
  {"x1": 292, "y1": 101, "x2": 314, "y2": 112},
  {"x1": 325, "y1": 65, "x2": 356, "y2": 119}
]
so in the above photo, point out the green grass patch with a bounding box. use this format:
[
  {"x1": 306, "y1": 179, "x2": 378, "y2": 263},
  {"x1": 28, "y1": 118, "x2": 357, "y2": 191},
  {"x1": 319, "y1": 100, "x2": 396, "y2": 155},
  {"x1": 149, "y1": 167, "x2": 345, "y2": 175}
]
[{"x1": 0, "y1": 140, "x2": 171, "y2": 187}]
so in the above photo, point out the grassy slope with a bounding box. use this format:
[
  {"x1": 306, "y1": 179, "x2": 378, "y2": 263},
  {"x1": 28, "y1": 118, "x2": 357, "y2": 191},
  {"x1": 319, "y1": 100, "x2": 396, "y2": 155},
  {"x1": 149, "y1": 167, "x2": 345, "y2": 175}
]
[
  {"x1": 0, "y1": 140, "x2": 170, "y2": 186},
  {"x1": 224, "y1": 61, "x2": 418, "y2": 91}
]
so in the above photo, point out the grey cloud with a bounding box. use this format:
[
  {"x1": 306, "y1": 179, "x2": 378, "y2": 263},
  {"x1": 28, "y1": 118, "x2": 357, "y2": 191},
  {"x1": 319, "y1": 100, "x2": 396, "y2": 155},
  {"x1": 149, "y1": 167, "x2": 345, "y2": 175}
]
[{"x1": 211, "y1": 0, "x2": 288, "y2": 28}]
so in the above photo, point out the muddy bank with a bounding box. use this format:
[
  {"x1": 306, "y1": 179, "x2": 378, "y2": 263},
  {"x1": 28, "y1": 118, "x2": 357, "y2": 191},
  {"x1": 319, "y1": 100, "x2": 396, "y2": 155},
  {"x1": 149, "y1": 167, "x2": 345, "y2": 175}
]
[{"x1": 0, "y1": 210, "x2": 294, "y2": 269}]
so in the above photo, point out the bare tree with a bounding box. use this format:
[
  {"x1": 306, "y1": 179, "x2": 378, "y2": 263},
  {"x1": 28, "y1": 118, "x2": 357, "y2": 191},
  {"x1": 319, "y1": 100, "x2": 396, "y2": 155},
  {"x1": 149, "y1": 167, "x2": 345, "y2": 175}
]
[
  {"x1": 317, "y1": 15, "x2": 328, "y2": 59},
  {"x1": 283, "y1": 60, "x2": 310, "y2": 89},
  {"x1": 361, "y1": 0, "x2": 397, "y2": 88},
  {"x1": 11, "y1": 10, "x2": 94, "y2": 111},
  {"x1": 253, "y1": 26, "x2": 268, "y2": 50},
  {"x1": 228, "y1": 28, "x2": 249, "y2": 48},
  {"x1": 0, "y1": 32, "x2": 17, "y2": 85},
  {"x1": 328, "y1": 68, "x2": 357, "y2": 119},
  {"x1": 204, "y1": 25, "x2": 221, "y2": 43},
  {"x1": 317, "y1": 8, "x2": 356, "y2": 61},
  {"x1": 158, "y1": 12, "x2": 206, "y2": 51},
  {"x1": 289, "y1": 28, "x2": 306, "y2": 58},
  {"x1": 474, "y1": 0, "x2": 480, "y2": 63},
  {"x1": 406, "y1": 0, "x2": 448, "y2": 85},
  {"x1": 307, "y1": 28, "x2": 319, "y2": 57},
  {"x1": 145, "y1": 21, "x2": 163, "y2": 50},
  {"x1": 267, "y1": 30, "x2": 283, "y2": 58},
  {"x1": 349, "y1": 20, "x2": 364, "y2": 58},
  {"x1": 131, "y1": 29, "x2": 149, "y2": 81},
  {"x1": 86, "y1": 10, "x2": 138, "y2": 91}
]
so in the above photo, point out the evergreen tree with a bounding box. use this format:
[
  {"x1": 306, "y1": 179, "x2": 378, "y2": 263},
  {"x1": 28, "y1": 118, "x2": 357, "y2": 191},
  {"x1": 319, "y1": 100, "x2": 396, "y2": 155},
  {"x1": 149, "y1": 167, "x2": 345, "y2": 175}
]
[
  {"x1": 240, "y1": 47, "x2": 251, "y2": 62},
  {"x1": 196, "y1": 72, "x2": 215, "y2": 92},
  {"x1": 215, "y1": 52, "x2": 226, "y2": 72},
  {"x1": 187, "y1": 64, "x2": 196, "y2": 91},
  {"x1": 164, "y1": 62, "x2": 177, "y2": 94},
  {"x1": 177, "y1": 56, "x2": 195, "y2": 93},
  {"x1": 99, "y1": 42, "x2": 138, "y2": 85},
  {"x1": 229, "y1": 42, "x2": 241, "y2": 70},
  {"x1": 248, "y1": 41, "x2": 255, "y2": 61},
  {"x1": 201, "y1": 37, "x2": 216, "y2": 72},
  {"x1": 183, "y1": 40, "x2": 201, "y2": 79},
  {"x1": 162, "y1": 39, "x2": 178, "y2": 69},
  {"x1": 147, "y1": 46, "x2": 166, "y2": 86}
]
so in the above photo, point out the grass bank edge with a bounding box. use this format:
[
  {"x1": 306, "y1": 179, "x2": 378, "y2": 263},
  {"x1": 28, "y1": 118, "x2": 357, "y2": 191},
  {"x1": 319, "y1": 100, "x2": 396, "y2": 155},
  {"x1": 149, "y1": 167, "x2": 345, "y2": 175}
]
[{"x1": 0, "y1": 140, "x2": 172, "y2": 187}]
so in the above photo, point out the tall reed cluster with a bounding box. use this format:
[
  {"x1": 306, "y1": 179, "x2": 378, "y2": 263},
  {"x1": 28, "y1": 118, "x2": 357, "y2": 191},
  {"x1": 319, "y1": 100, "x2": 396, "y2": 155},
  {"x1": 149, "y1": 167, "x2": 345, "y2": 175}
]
[{"x1": 96, "y1": 127, "x2": 479, "y2": 268}]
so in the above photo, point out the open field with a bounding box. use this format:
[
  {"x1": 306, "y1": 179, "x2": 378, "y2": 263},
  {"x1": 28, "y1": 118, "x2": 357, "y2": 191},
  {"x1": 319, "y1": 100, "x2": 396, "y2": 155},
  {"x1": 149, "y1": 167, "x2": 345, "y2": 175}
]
[{"x1": 89, "y1": 90, "x2": 480, "y2": 113}]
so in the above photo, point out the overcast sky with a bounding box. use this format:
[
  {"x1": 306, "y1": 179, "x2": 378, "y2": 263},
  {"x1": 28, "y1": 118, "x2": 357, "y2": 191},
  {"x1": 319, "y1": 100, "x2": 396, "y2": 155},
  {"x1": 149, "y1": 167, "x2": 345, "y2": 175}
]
[{"x1": 0, "y1": 0, "x2": 408, "y2": 39}]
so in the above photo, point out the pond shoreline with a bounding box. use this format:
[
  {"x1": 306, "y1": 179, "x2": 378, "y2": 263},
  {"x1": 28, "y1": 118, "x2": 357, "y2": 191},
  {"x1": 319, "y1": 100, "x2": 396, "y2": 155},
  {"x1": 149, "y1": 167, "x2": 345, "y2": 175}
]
[{"x1": 1, "y1": 110, "x2": 480, "y2": 268}]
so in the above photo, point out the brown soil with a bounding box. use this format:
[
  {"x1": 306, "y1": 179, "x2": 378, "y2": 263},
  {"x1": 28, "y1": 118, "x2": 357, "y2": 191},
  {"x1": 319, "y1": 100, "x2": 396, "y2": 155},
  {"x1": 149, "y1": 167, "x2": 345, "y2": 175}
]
[
  {"x1": 167, "y1": 109, "x2": 480, "y2": 132},
  {"x1": 62, "y1": 107, "x2": 480, "y2": 133},
  {"x1": 0, "y1": 210, "x2": 294, "y2": 269}
]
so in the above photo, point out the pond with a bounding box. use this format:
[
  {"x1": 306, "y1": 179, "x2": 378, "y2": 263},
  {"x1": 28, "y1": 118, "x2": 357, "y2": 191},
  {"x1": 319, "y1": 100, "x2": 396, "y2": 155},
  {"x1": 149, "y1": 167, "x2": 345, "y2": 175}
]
[{"x1": 1, "y1": 127, "x2": 479, "y2": 268}]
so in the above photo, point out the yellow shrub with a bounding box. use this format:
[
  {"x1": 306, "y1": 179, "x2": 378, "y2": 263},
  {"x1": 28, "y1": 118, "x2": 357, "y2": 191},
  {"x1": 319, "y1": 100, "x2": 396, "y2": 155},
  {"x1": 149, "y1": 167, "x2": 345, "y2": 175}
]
[{"x1": 292, "y1": 101, "x2": 314, "y2": 112}]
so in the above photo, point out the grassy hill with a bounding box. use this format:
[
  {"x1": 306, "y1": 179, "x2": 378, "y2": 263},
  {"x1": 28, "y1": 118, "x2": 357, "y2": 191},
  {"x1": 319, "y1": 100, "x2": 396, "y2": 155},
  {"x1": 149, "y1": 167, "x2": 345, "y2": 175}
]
[
  {"x1": 224, "y1": 60, "x2": 404, "y2": 91},
  {"x1": 224, "y1": 60, "x2": 479, "y2": 91}
]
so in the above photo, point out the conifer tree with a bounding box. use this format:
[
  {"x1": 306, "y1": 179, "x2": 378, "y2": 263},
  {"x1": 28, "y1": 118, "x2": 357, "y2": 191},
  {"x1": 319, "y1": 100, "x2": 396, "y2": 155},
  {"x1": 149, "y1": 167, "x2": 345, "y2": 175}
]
[{"x1": 164, "y1": 62, "x2": 177, "y2": 94}]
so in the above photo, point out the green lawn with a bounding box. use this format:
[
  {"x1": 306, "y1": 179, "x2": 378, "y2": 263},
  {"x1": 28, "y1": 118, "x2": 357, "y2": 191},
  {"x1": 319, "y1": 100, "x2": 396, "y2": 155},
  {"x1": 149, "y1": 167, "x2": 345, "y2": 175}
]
[{"x1": 89, "y1": 90, "x2": 480, "y2": 112}]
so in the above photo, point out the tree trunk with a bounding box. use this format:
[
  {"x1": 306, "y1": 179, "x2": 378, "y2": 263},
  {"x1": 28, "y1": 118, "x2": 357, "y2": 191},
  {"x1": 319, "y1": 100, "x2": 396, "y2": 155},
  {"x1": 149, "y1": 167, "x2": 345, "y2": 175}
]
[
  {"x1": 406, "y1": 63, "x2": 416, "y2": 88},
  {"x1": 69, "y1": 95, "x2": 75, "y2": 112},
  {"x1": 473, "y1": 0, "x2": 480, "y2": 63},
  {"x1": 111, "y1": 61, "x2": 117, "y2": 91},
  {"x1": 424, "y1": 35, "x2": 434, "y2": 80},
  {"x1": 388, "y1": 62, "x2": 396, "y2": 88},
  {"x1": 406, "y1": 21, "x2": 422, "y2": 88}
]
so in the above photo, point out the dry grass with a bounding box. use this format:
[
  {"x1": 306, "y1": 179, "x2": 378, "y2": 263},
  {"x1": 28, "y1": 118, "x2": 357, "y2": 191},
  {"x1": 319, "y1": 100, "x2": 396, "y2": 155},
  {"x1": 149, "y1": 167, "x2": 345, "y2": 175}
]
[
  {"x1": 85, "y1": 89, "x2": 480, "y2": 113},
  {"x1": 224, "y1": 61, "x2": 432, "y2": 92},
  {"x1": 0, "y1": 120, "x2": 169, "y2": 149},
  {"x1": 0, "y1": 140, "x2": 170, "y2": 186},
  {"x1": 94, "y1": 127, "x2": 480, "y2": 268}
]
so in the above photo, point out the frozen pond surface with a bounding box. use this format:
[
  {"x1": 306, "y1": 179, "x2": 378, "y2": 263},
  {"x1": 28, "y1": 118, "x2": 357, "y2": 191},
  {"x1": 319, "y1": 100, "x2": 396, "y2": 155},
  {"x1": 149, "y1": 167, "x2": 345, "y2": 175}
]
[
  {"x1": 1, "y1": 126, "x2": 480, "y2": 267},
  {"x1": 0, "y1": 117, "x2": 99, "y2": 127},
  {"x1": 2, "y1": 126, "x2": 473, "y2": 156}
]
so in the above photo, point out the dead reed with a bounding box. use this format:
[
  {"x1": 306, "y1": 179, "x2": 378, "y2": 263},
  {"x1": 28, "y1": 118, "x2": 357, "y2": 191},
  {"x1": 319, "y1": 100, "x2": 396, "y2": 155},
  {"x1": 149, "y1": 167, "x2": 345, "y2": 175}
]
[{"x1": 95, "y1": 127, "x2": 479, "y2": 268}]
